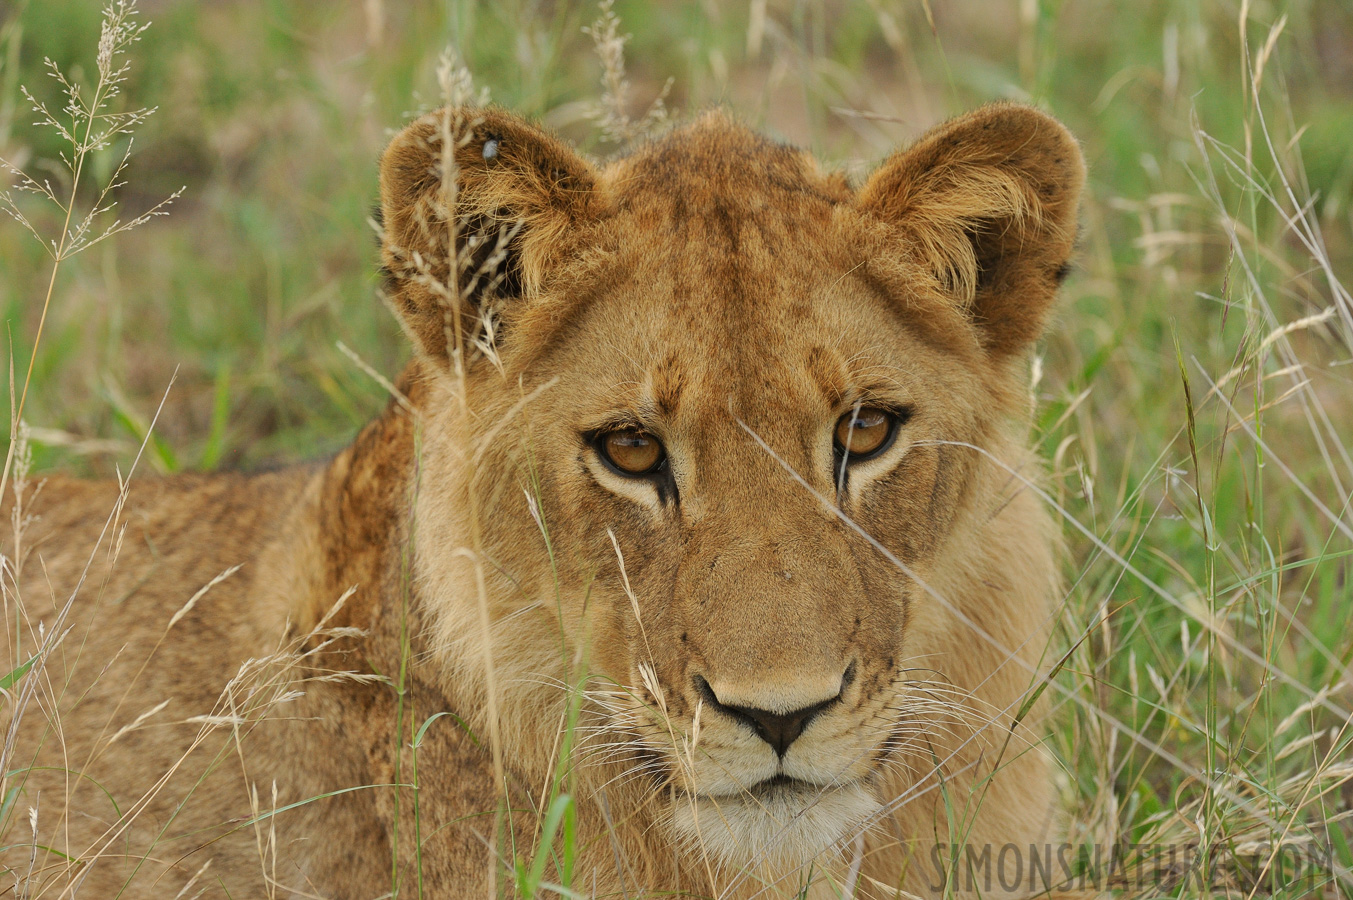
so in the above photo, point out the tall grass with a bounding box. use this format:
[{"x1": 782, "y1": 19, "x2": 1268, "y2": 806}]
[{"x1": 1, "y1": 0, "x2": 1350, "y2": 897}]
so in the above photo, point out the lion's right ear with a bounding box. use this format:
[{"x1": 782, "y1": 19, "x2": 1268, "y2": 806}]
[
  {"x1": 858, "y1": 104, "x2": 1084, "y2": 361},
  {"x1": 378, "y1": 107, "x2": 603, "y2": 360}
]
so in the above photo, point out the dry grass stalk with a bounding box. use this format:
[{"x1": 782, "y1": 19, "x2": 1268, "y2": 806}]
[
  {"x1": 0, "y1": 0, "x2": 182, "y2": 504},
  {"x1": 583, "y1": 0, "x2": 672, "y2": 146}
]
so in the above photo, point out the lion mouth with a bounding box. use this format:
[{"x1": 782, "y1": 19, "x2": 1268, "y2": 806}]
[
  {"x1": 693, "y1": 772, "x2": 847, "y2": 801},
  {"x1": 748, "y1": 773, "x2": 815, "y2": 796}
]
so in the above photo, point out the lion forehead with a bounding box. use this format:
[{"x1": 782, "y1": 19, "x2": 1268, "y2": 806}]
[{"x1": 604, "y1": 111, "x2": 852, "y2": 213}]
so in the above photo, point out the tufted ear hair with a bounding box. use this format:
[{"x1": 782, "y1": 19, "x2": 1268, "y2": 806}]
[
  {"x1": 378, "y1": 106, "x2": 603, "y2": 360},
  {"x1": 858, "y1": 103, "x2": 1084, "y2": 359}
]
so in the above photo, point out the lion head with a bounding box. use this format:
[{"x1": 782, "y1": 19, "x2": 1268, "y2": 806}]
[{"x1": 377, "y1": 103, "x2": 1083, "y2": 893}]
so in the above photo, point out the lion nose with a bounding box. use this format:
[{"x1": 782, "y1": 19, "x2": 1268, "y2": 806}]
[{"x1": 695, "y1": 665, "x2": 854, "y2": 757}]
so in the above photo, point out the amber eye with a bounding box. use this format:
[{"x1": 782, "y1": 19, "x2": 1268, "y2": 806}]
[
  {"x1": 834, "y1": 407, "x2": 897, "y2": 460},
  {"x1": 599, "y1": 428, "x2": 666, "y2": 476}
]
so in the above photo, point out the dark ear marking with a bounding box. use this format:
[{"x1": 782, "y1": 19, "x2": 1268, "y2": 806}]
[{"x1": 461, "y1": 209, "x2": 524, "y2": 302}]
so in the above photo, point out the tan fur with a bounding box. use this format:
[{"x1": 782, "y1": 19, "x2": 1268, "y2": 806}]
[{"x1": 1, "y1": 103, "x2": 1084, "y2": 898}]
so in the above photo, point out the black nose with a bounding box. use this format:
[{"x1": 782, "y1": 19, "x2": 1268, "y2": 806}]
[{"x1": 695, "y1": 665, "x2": 853, "y2": 757}]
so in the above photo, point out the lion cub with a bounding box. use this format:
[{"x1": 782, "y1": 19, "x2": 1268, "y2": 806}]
[{"x1": 3, "y1": 103, "x2": 1082, "y2": 898}]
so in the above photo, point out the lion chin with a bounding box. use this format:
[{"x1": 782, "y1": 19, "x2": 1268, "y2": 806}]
[{"x1": 670, "y1": 777, "x2": 881, "y2": 869}]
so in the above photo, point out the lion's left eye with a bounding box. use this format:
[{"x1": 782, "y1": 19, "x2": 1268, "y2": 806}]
[
  {"x1": 834, "y1": 407, "x2": 899, "y2": 461},
  {"x1": 598, "y1": 428, "x2": 667, "y2": 476}
]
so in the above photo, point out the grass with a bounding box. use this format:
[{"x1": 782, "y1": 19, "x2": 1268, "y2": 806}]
[{"x1": 2, "y1": 0, "x2": 1352, "y2": 896}]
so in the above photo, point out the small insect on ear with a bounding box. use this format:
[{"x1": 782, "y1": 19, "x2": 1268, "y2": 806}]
[
  {"x1": 377, "y1": 106, "x2": 604, "y2": 360},
  {"x1": 858, "y1": 103, "x2": 1085, "y2": 360}
]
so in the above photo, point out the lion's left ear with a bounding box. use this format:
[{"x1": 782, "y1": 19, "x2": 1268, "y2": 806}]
[
  {"x1": 858, "y1": 103, "x2": 1085, "y2": 359},
  {"x1": 378, "y1": 107, "x2": 603, "y2": 360}
]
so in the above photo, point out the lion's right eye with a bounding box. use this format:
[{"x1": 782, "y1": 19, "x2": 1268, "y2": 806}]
[
  {"x1": 599, "y1": 429, "x2": 666, "y2": 476},
  {"x1": 834, "y1": 406, "x2": 898, "y2": 461}
]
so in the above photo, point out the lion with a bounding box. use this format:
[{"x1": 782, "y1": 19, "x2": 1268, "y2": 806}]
[{"x1": 0, "y1": 102, "x2": 1084, "y2": 899}]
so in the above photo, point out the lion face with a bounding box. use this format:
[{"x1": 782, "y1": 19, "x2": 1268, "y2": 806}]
[
  {"x1": 519, "y1": 206, "x2": 988, "y2": 862},
  {"x1": 379, "y1": 105, "x2": 1083, "y2": 874}
]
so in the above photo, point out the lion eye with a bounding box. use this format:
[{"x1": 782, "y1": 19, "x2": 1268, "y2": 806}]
[
  {"x1": 834, "y1": 407, "x2": 896, "y2": 460},
  {"x1": 600, "y1": 428, "x2": 666, "y2": 476}
]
